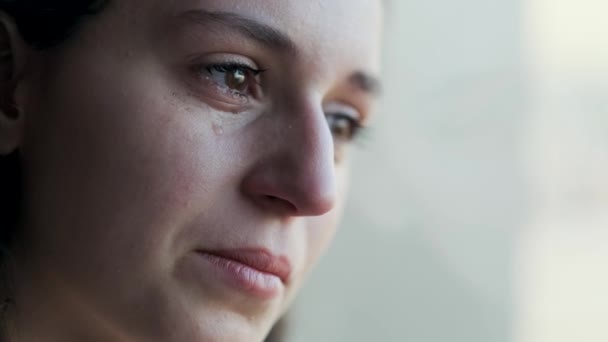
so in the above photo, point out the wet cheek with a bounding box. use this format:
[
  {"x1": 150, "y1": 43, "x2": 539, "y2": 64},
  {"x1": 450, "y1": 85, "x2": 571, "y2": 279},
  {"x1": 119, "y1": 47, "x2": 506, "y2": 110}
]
[{"x1": 26, "y1": 74, "x2": 220, "y2": 250}]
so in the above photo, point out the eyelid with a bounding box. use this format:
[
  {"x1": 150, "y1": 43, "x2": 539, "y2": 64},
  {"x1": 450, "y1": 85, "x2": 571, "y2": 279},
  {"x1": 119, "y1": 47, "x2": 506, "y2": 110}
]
[
  {"x1": 324, "y1": 101, "x2": 367, "y2": 143},
  {"x1": 187, "y1": 53, "x2": 264, "y2": 73},
  {"x1": 204, "y1": 62, "x2": 266, "y2": 75},
  {"x1": 323, "y1": 102, "x2": 363, "y2": 122}
]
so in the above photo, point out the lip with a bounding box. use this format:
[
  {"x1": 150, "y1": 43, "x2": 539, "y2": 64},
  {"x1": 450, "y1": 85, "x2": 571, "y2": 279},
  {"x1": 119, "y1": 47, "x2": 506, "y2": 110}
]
[{"x1": 195, "y1": 248, "x2": 292, "y2": 299}]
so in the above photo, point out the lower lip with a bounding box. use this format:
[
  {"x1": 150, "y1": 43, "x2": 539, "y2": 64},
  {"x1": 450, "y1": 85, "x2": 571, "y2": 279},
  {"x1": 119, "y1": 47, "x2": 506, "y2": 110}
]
[{"x1": 196, "y1": 252, "x2": 283, "y2": 299}]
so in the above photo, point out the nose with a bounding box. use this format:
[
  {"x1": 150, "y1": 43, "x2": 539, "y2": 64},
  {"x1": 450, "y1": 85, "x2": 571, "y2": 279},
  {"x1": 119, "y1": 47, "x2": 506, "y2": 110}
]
[{"x1": 240, "y1": 96, "x2": 337, "y2": 217}]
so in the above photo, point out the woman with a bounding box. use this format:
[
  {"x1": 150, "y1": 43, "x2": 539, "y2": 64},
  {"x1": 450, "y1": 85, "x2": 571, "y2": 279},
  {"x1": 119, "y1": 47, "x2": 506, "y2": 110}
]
[{"x1": 0, "y1": 0, "x2": 382, "y2": 341}]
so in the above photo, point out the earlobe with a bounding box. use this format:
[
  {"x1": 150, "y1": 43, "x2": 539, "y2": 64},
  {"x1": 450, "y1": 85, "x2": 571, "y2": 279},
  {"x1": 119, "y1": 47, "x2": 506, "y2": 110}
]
[{"x1": 0, "y1": 11, "x2": 29, "y2": 156}]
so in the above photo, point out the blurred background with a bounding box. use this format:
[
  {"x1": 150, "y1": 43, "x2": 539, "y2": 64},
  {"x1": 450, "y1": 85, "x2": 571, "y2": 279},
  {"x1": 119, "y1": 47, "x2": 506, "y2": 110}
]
[{"x1": 291, "y1": 0, "x2": 608, "y2": 341}]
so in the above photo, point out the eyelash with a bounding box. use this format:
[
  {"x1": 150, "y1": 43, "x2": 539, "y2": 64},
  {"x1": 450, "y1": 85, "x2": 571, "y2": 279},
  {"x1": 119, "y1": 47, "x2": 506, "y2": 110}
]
[
  {"x1": 202, "y1": 62, "x2": 266, "y2": 99},
  {"x1": 205, "y1": 63, "x2": 266, "y2": 77},
  {"x1": 205, "y1": 63, "x2": 266, "y2": 81}
]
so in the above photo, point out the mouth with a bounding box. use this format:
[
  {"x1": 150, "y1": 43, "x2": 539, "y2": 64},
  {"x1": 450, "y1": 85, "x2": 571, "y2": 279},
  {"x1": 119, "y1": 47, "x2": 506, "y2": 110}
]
[{"x1": 194, "y1": 248, "x2": 292, "y2": 299}]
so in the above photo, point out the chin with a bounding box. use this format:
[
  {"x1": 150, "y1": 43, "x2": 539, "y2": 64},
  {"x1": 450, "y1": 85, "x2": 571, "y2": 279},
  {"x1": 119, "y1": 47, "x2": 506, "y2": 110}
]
[
  {"x1": 141, "y1": 297, "x2": 282, "y2": 342},
  {"x1": 186, "y1": 314, "x2": 278, "y2": 342}
]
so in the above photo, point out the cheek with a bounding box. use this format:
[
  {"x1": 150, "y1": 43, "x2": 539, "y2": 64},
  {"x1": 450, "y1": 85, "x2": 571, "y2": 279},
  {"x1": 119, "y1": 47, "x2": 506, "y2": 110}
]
[
  {"x1": 17, "y1": 60, "x2": 245, "y2": 336},
  {"x1": 21, "y1": 58, "x2": 225, "y2": 274}
]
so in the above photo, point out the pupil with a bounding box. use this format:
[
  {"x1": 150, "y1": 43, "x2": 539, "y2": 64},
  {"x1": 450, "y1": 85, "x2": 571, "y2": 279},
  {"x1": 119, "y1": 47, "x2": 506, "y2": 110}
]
[{"x1": 228, "y1": 69, "x2": 246, "y2": 89}]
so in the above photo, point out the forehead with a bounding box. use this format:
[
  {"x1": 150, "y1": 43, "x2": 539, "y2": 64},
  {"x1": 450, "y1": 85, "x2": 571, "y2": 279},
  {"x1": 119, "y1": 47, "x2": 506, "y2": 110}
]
[{"x1": 125, "y1": 0, "x2": 383, "y2": 72}]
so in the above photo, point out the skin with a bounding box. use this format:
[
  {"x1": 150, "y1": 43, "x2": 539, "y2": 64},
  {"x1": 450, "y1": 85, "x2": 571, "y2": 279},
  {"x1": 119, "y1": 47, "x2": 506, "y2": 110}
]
[{"x1": 0, "y1": 0, "x2": 382, "y2": 341}]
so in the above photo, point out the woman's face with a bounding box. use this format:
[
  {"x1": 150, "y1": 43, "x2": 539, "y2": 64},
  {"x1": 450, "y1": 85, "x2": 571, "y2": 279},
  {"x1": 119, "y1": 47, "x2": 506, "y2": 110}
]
[{"x1": 11, "y1": 0, "x2": 381, "y2": 340}]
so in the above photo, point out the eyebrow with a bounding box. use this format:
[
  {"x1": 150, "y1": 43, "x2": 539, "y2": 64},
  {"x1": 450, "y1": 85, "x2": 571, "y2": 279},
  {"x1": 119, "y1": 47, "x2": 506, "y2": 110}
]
[
  {"x1": 180, "y1": 10, "x2": 299, "y2": 57},
  {"x1": 350, "y1": 71, "x2": 382, "y2": 97},
  {"x1": 180, "y1": 10, "x2": 382, "y2": 97}
]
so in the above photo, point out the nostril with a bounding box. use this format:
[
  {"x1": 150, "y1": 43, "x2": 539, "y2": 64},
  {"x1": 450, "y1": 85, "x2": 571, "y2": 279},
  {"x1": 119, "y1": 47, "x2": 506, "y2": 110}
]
[{"x1": 262, "y1": 194, "x2": 298, "y2": 213}]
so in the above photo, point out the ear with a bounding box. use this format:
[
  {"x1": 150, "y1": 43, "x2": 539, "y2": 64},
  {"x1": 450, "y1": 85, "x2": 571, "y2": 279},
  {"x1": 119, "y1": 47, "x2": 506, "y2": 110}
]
[{"x1": 0, "y1": 11, "x2": 30, "y2": 156}]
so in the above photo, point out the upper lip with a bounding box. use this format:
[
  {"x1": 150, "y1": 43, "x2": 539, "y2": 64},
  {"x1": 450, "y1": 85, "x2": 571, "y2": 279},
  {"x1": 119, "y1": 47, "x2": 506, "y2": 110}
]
[{"x1": 198, "y1": 248, "x2": 292, "y2": 284}]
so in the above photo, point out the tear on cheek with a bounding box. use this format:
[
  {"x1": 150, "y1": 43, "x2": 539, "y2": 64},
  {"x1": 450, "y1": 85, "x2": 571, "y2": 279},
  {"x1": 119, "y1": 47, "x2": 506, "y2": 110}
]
[{"x1": 212, "y1": 122, "x2": 224, "y2": 135}]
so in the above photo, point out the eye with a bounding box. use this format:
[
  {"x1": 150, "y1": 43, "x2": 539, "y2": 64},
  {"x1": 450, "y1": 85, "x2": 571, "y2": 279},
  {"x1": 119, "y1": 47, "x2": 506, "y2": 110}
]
[
  {"x1": 203, "y1": 63, "x2": 265, "y2": 99},
  {"x1": 325, "y1": 112, "x2": 363, "y2": 142}
]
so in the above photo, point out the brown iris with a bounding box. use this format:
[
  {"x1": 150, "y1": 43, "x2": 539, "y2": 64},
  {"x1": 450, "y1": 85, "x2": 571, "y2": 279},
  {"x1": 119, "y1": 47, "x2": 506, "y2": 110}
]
[
  {"x1": 326, "y1": 114, "x2": 359, "y2": 141},
  {"x1": 226, "y1": 68, "x2": 248, "y2": 92}
]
